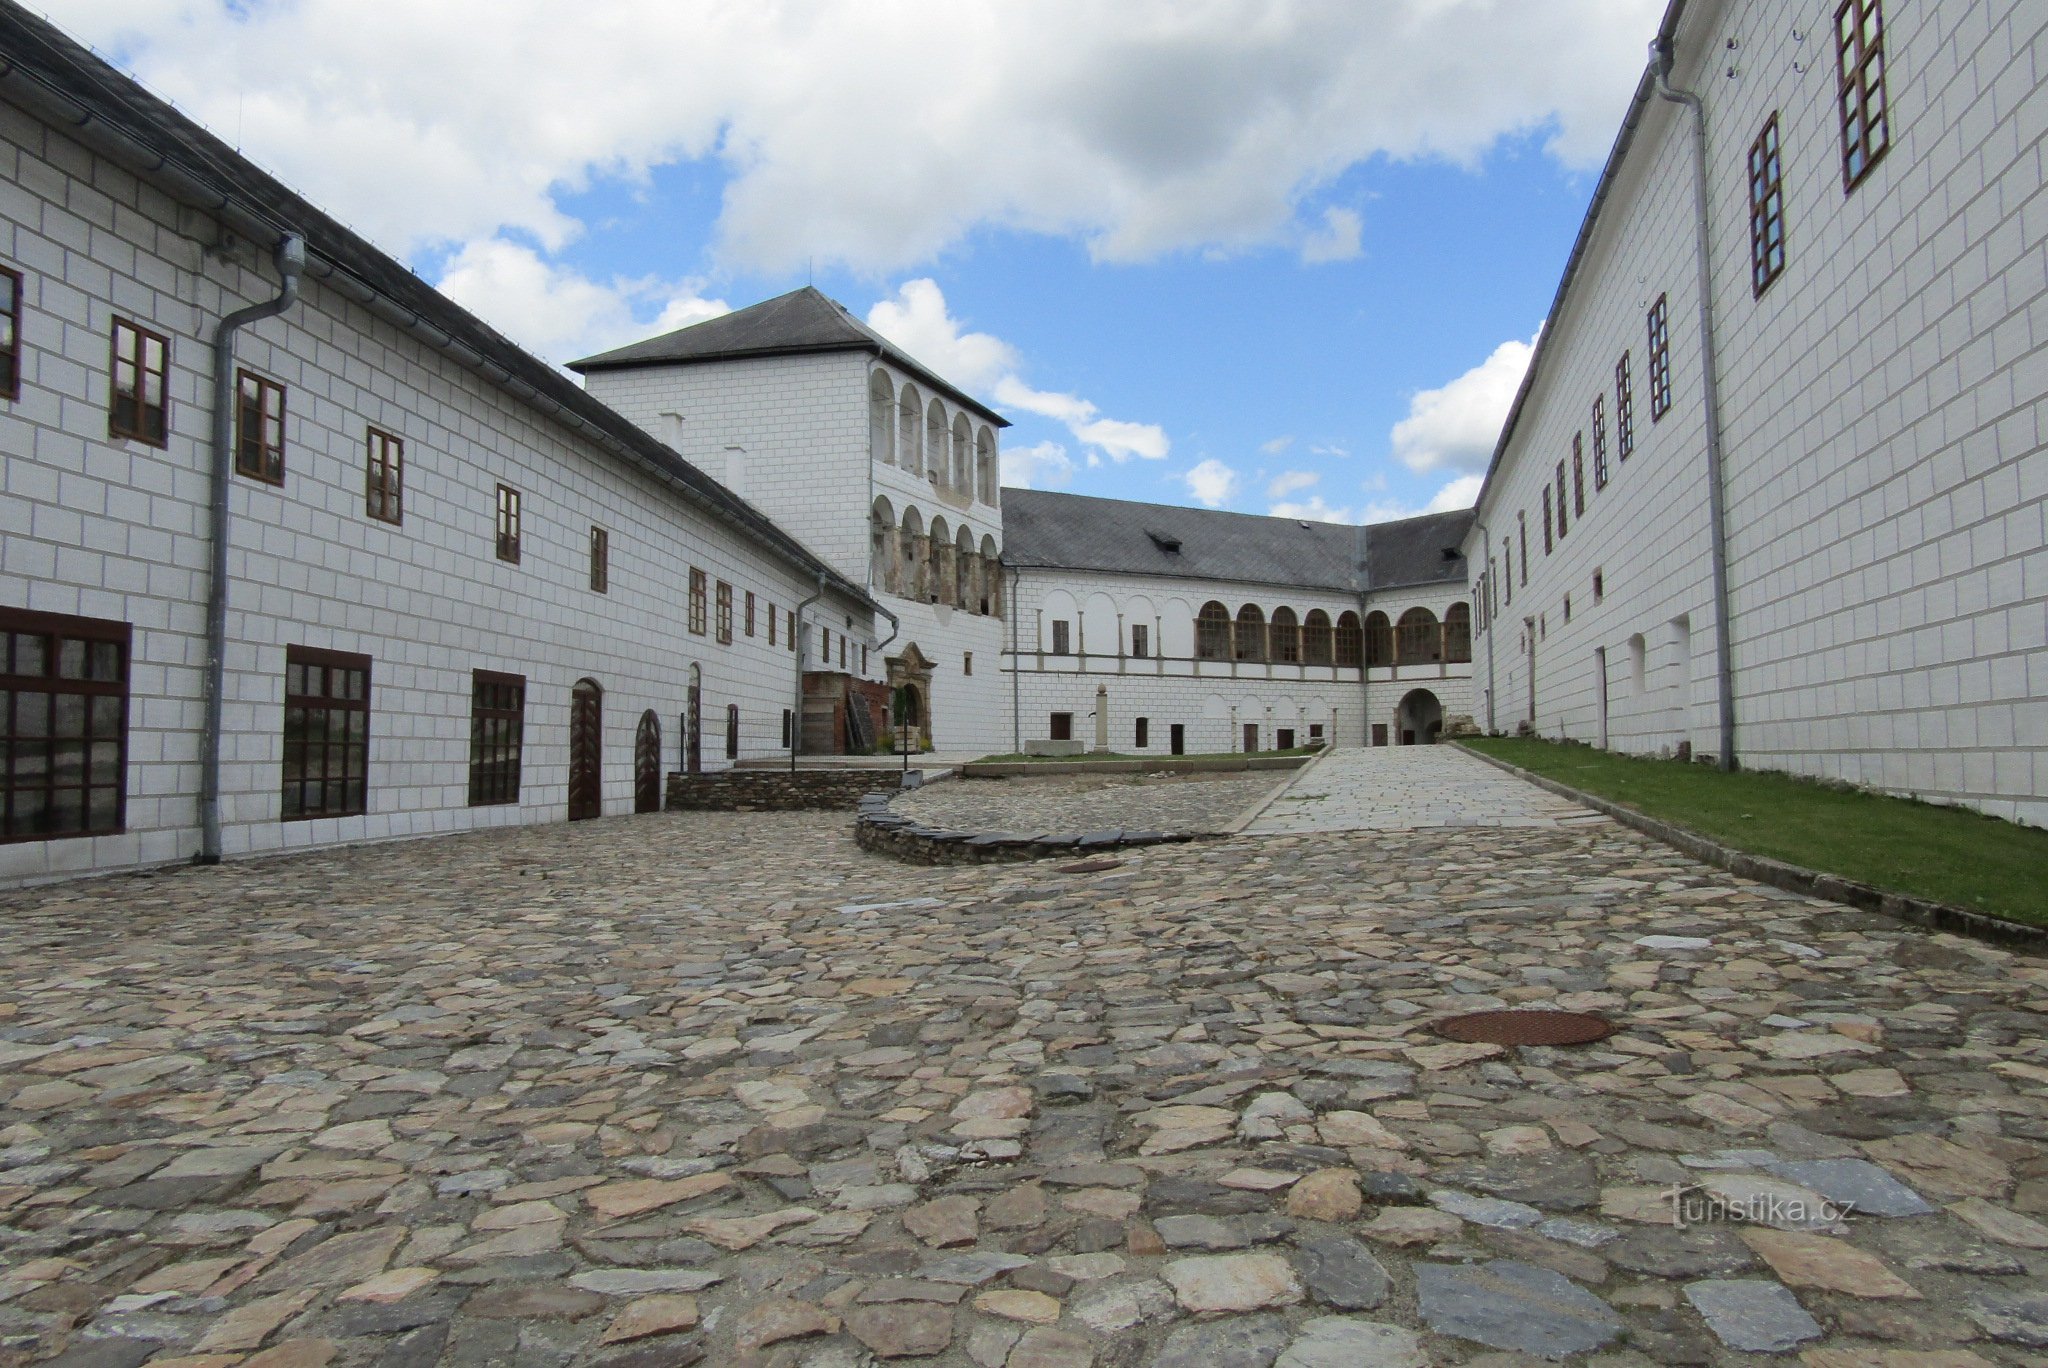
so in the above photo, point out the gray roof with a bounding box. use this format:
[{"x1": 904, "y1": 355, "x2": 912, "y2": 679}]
[
  {"x1": 1001, "y1": 490, "x2": 1472, "y2": 592},
  {"x1": 570, "y1": 286, "x2": 1009, "y2": 428},
  {"x1": 0, "y1": 2, "x2": 875, "y2": 613}
]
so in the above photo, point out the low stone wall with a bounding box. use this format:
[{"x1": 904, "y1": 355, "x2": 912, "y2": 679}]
[
  {"x1": 854, "y1": 793, "x2": 1209, "y2": 866},
  {"x1": 667, "y1": 769, "x2": 904, "y2": 812}
]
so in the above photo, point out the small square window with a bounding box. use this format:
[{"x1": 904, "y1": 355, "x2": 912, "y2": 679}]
[
  {"x1": 109, "y1": 318, "x2": 169, "y2": 446},
  {"x1": 495, "y1": 484, "x2": 522, "y2": 563},
  {"x1": 234, "y1": 370, "x2": 286, "y2": 485},
  {"x1": 589, "y1": 526, "x2": 608, "y2": 593},
  {"x1": 365, "y1": 428, "x2": 404, "y2": 524}
]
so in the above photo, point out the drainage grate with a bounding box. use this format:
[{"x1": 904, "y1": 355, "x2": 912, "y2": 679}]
[{"x1": 1430, "y1": 1009, "x2": 1618, "y2": 1046}]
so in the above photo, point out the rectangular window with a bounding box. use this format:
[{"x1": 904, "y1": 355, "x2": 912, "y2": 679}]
[
  {"x1": 0, "y1": 608, "x2": 128, "y2": 842},
  {"x1": 495, "y1": 484, "x2": 522, "y2": 563},
  {"x1": 768, "y1": 602, "x2": 777, "y2": 646},
  {"x1": 840, "y1": 636, "x2": 848, "y2": 670},
  {"x1": 1277, "y1": 728, "x2": 1295, "y2": 750},
  {"x1": 786, "y1": 608, "x2": 795, "y2": 651},
  {"x1": 1593, "y1": 568, "x2": 1605, "y2": 604},
  {"x1": 781, "y1": 709, "x2": 793, "y2": 747},
  {"x1": 1554, "y1": 461, "x2": 1568, "y2": 539},
  {"x1": 1051, "y1": 620, "x2": 1072, "y2": 655},
  {"x1": 745, "y1": 591, "x2": 757, "y2": 637},
  {"x1": 688, "y1": 568, "x2": 707, "y2": 635},
  {"x1": 467, "y1": 670, "x2": 524, "y2": 806},
  {"x1": 1836, "y1": 0, "x2": 1890, "y2": 190},
  {"x1": 1135, "y1": 717, "x2": 1149, "y2": 749},
  {"x1": 1517, "y1": 513, "x2": 1528, "y2": 584},
  {"x1": 589, "y1": 526, "x2": 608, "y2": 593},
  {"x1": 366, "y1": 428, "x2": 404, "y2": 524},
  {"x1": 963, "y1": 651, "x2": 973, "y2": 676},
  {"x1": 716, "y1": 581, "x2": 733, "y2": 644},
  {"x1": 1542, "y1": 488, "x2": 1554, "y2": 553},
  {"x1": 862, "y1": 645, "x2": 869, "y2": 673},
  {"x1": 1131, "y1": 623, "x2": 1149, "y2": 658},
  {"x1": 109, "y1": 318, "x2": 169, "y2": 446},
  {"x1": 1563, "y1": 594, "x2": 1573, "y2": 623},
  {"x1": 1616, "y1": 353, "x2": 1635, "y2": 460},
  {"x1": 282, "y1": 646, "x2": 370, "y2": 820},
  {"x1": 1750, "y1": 113, "x2": 1787, "y2": 294},
  {"x1": 1050, "y1": 712, "x2": 1073, "y2": 741},
  {"x1": 234, "y1": 370, "x2": 286, "y2": 485},
  {"x1": 821, "y1": 626, "x2": 830, "y2": 663},
  {"x1": 1309, "y1": 723, "x2": 1324, "y2": 742},
  {"x1": 1591, "y1": 397, "x2": 1609, "y2": 488},
  {"x1": 1648, "y1": 295, "x2": 1672, "y2": 421},
  {"x1": 2, "y1": 266, "x2": 24, "y2": 402},
  {"x1": 1571, "y1": 437, "x2": 1586, "y2": 516}
]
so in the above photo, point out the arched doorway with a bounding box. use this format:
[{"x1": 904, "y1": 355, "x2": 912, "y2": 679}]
[
  {"x1": 1397, "y1": 688, "x2": 1443, "y2": 746},
  {"x1": 884, "y1": 643, "x2": 934, "y2": 750},
  {"x1": 685, "y1": 664, "x2": 702, "y2": 775},
  {"x1": 569, "y1": 678, "x2": 603, "y2": 820},
  {"x1": 633, "y1": 710, "x2": 661, "y2": 814}
]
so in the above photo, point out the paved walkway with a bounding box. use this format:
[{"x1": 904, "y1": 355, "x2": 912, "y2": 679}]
[
  {"x1": 1244, "y1": 743, "x2": 1606, "y2": 834},
  {"x1": 892, "y1": 771, "x2": 1279, "y2": 836},
  {"x1": 1, "y1": 811, "x2": 2045, "y2": 1365}
]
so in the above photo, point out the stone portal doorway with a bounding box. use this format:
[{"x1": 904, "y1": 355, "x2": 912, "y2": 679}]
[
  {"x1": 885, "y1": 642, "x2": 935, "y2": 750},
  {"x1": 1397, "y1": 688, "x2": 1443, "y2": 746}
]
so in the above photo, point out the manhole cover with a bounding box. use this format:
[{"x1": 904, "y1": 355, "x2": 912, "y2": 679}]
[
  {"x1": 1059, "y1": 859, "x2": 1123, "y2": 874},
  {"x1": 1431, "y1": 1010, "x2": 1617, "y2": 1046}
]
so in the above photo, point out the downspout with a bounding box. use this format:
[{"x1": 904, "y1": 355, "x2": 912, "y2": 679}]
[
  {"x1": 1009, "y1": 565, "x2": 1022, "y2": 755},
  {"x1": 790, "y1": 571, "x2": 827, "y2": 773},
  {"x1": 200, "y1": 235, "x2": 304, "y2": 864},
  {"x1": 1654, "y1": 35, "x2": 1738, "y2": 772},
  {"x1": 1478, "y1": 521, "x2": 1496, "y2": 733}
]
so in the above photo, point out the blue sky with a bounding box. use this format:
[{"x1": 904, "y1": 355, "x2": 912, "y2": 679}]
[{"x1": 59, "y1": 0, "x2": 1666, "y2": 524}]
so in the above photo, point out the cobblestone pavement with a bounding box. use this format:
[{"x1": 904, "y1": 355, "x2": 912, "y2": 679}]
[
  {"x1": 891, "y1": 773, "x2": 1281, "y2": 837},
  {"x1": 2, "y1": 810, "x2": 2046, "y2": 1367},
  {"x1": 1246, "y1": 745, "x2": 1606, "y2": 834}
]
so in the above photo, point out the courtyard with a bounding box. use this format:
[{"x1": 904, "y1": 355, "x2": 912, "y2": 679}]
[{"x1": 1, "y1": 752, "x2": 2046, "y2": 1366}]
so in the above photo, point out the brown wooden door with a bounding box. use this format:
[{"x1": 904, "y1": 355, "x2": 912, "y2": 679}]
[
  {"x1": 685, "y1": 675, "x2": 702, "y2": 774},
  {"x1": 633, "y1": 709, "x2": 661, "y2": 814},
  {"x1": 1243, "y1": 723, "x2": 1258, "y2": 752},
  {"x1": 569, "y1": 679, "x2": 602, "y2": 821}
]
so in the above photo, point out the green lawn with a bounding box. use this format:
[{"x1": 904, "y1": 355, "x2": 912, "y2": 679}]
[{"x1": 1461, "y1": 737, "x2": 2048, "y2": 927}]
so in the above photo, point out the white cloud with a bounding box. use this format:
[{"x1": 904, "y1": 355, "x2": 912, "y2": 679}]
[
  {"x1": 992, "y1": 378, "x2": 1170, "y2": 462},
  {"x1": 1271, "y1": 495, "x2": 1356, "y2": 523},
  {"x1": 1184, "y1": 458, "x2": 1239, "y2": 508},
  {"x1": 1260, "y1": 435, "x2": 1295, "y2": 456},
  {"x1": 1389, "y1": 332, "x2": 1538, "y2": 474},
  {"x1": 434, "y1": 237, "x2": 727, "y2": 365},
  {"x1": 1000, "y1": 440, "x2": 1077, "y2": 489},
  {"x1": 1267, "y1": 470, "x2": 1320, "y2": 498},
  {"x1": 864, "y1": 279, "x2": 1017, "y2": 390},
  {"x1": 1359, "y1": 472, "x2": 1485, "y2": 524},
  {"x1": 1298, "y1": 206, "x2": 1363, "y2": 264},
  {"x1": 60, "y1": 0, "x2": 1665, "y2": 273}
]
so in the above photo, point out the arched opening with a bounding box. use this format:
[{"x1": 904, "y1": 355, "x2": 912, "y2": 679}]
[
  {"x1": 1397, "y1": 688, "x2": 1444, "y2": 745},
  {"x1": 1270, "y1": 607, "x2": 1300, "y2": 664},
  {"x1": 568, "y1": 678, "x2": 603, "y2": 820},
  {"x1": 1363, "y1": 611, "x2": 1392, "y2": 667},
  {"x1": 868, "y1": 370, "x2": 895, "y2": 465},
  {"x1": 925, "y1": 399, "x2": 947, "y2": 487},
  {"x1": 980, "y1": 535, "x2": 1001, "y2": 616},
  {"x1": 898, "y1": 383, "x2": 922, "y2": 473},
  {"x1": 899, "y1": 507, "x2": 925, "y2": 601},
  {"x1": 1195, "y1": 602, "x2": 1231, "y2": 660},
  {"x1": 976, "y1": 427, "x2": 997, "y2": 504},
  {"x1": 1234, "y1": 604, "x2": 1266, "y2": 662},
  {"x1": 870, "y1": 496, "x2": 897, "y2": 594},
  {"x1": 1302, "y1": 609, "x2": 1333, "y2": 666},
  {"x1": 951, "y1": 413, "x2": 972, "y2": 493},
  {"x1": 1445, "y1": 602, "x2": 1472, "y2": 663},
  {"x1": 1396, "y1": 607, "x2": 1442, "y2": 664},
  {"x1": 633, "y1": 709, "x2": 661, "y2": 814},
  {"x1": 893, "y1": 684, "x2": 922, "y2": 727},
  {"x1": 955, "y1": 525, "x2": 975, "y2": 611},
  {"x1": 927, "y1": 515, "x2": 952, "y2": 606},
  {"x1": 1335, "y1": 612, "x2": 1363, "y2": 669}
]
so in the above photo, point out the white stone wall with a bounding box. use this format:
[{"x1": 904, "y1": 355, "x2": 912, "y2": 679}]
[
  {"x1": 0, "y1": 101, "x2": 870, "y2": 883},
  {"x1": 1005, "y1": 567, "x2": 1473, "y2": 753},
  {"x1": 1469, "y1": 0, "x2": 2047, "y2": 826}
]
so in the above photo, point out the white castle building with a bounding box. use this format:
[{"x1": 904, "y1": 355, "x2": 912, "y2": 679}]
[{"x1": 1465, "y1": 0, "x2": 2047, "y2": 827}]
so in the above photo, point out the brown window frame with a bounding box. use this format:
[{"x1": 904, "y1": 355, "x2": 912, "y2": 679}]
[
  {"x1": 716, "y1": 581, "x2": 733, "y2": 644},
  {"x1": 1615, "y1": 353, "x2": 1635, "y2": 461},
  {"x1": 109, "y1": 317, "x2": 170, "y2": 446},
  {"x1": 1050, "y1": 620, "x2": 1072, "y2": 655},
  {"x1": 688, "y1": 568, "x2": 708, "y2": 635},
  {"x1": 589, "y1": 526, "x2": 609, "y2": 594},
  {"x1": 1836, "y1": 0, "x2": 1890, "y2": 191},
  {"x1": 1648, "y1": 295, "x2": 1672, "y2": 421},
  {"x1": 1517, "y1": 512, "x2": 1528, "y2": 584},
  {"x1": 1542, "y1": 487, "x2": 1554, "y2": 553},
  {"x1": 1591, "y1": 396, "x2": 1609, "y2": 488},
  {"x1": 1571, "y1": 437, "x2": 1586, "y2": 516},
  {"x1": 282, "y1": 645, "x2": 370, "y2": 821},
  {"x1": 768, "y1": 601, "x2": 777, "y2": 645},
  {"x1": 1134, "y1": 717, "x2": 1149, "y2": 748},
  {"x1": 745, "y1": 590, "x2": 757, "y2": 637},
  {"x1": 1750, "y1": 113, "x2": 1788, "y2": 294},
  {"x1": 234, "y1": 369, "x2": 286, "y2": 485},
  {"x1": 365, "y1": 428, "x2": 404, "y2": 524},
  {"x1": 1131, "y1": 623, "x2": 1149, "y2": 658},
  {"x1": 786, "y1": 608, "x2": 795, "y2": 651},
  {"x1": 467, "y1": 669, "x2": 525, "y2": 807},
  {"x1": 0, "y1": 607, "x2": 129, "y2": 843},
  {"x1": 0, "y1": 265, "x2": 23, "y2": 402},
  {"x1": 495, "y1": 484, "x2": 522, "y2": 564},
  {"x1": 1553, "y1": 461, "x2": 1568, "y2": 539}
]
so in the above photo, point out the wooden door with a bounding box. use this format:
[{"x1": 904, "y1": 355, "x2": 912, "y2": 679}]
[
  {"x1": 633, "y1": 709, "x2": 661, "y2": 814},
  {"x1": 686, "y1": 674, "x2": 702, "y2": 775},
  {"x1": 1242, "y1": 723, "x2": 1258, "y2": 753},
  {"x1": 569, "y1": 679, "x2": 602, "y2": 821}
]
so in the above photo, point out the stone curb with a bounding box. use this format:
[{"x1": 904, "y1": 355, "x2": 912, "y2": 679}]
[
  {"x1": 1453, "y1": 742, "x2": 2047, "y2": 948},
  {"x1": 852, "y1": 793, "x2": 1217, "y2": 866}
]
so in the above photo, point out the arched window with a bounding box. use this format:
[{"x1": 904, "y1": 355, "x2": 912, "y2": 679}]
[
  {"x1": 955, "y1": 525, "x2": 974, "y2": 610},
  {"x1": 981, "y1": 535, "x2": 1001, "y2": 616},
  {"x1": 898, "y1": 384, "x2": 922, "y2": 473},
  {"x1": 951, "y1": 413, "x2": 972, "y2": 493},
  {"x1": 1234, "y1": 605, "x2": 1267, "y2": 662},
  {"x1": 1445, "y1": 603, "x2": 1472, "y2": 663},
  {"x1": 900, "y1": 507, "x2": 924, "y2": 600},
  {"x1": 1396, "y1": 607, "x2": 1442, "y2": 664},
  {"x1": 1335, "y1": 611, "x2": 1364, "y2": 669},
  {"x1": 928, "y1": 515, "x2": 952, "y2": 605},
  {"x1": 870, "y1": 496, "x2": 897, "y2": 594},
  {"x1": 1195, "y1": 602, "x2": 1231, "y2": 661},
  {"x1": 1363, "y1": 611, "x2": 1392, "y2": 667},
  {"x1": 976, "y1": 427, "x2": 997, "y2": 505},
  {"x1": 1269, "y1": 608, "x2": 1300, "y2": 664},
  {"x1": 1302, "y1": 610, "x2": 1333, "y2": 666},
  {"x1": 926, "y1": 399, "x2": 947, "y2": 486},
  {"x1": 869, "y1": 371, "x2": 895, "y2": 465}
]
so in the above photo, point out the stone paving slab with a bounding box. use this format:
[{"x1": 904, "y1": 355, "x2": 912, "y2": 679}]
[
  {"x1": 0, "y1": 809, "x2": 2044, "y2": 1366},
  {"x1": 1245, "y1": 744, "x2": 1607, "y2": 833},
  {"x1": 892, "y1": 771, "x2": 1280, "y2": 836}
]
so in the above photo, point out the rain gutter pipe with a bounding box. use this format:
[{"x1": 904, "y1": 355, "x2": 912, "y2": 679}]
[{"x1": 200, "y1": 235, "x2": 304, "y2": 863}]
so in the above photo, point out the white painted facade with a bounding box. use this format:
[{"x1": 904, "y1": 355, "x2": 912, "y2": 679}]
[
  {"x1": 1468, "y1": 0, "x2": 2048, "y2": 826},
  {"x1": 0, "y1": 79, "x2": 872, "y2": 883}
]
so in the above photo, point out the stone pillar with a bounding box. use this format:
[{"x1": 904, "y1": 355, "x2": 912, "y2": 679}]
[{"x1": 1093, "y1": 683, "x2": 1110, "y2": 754}]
